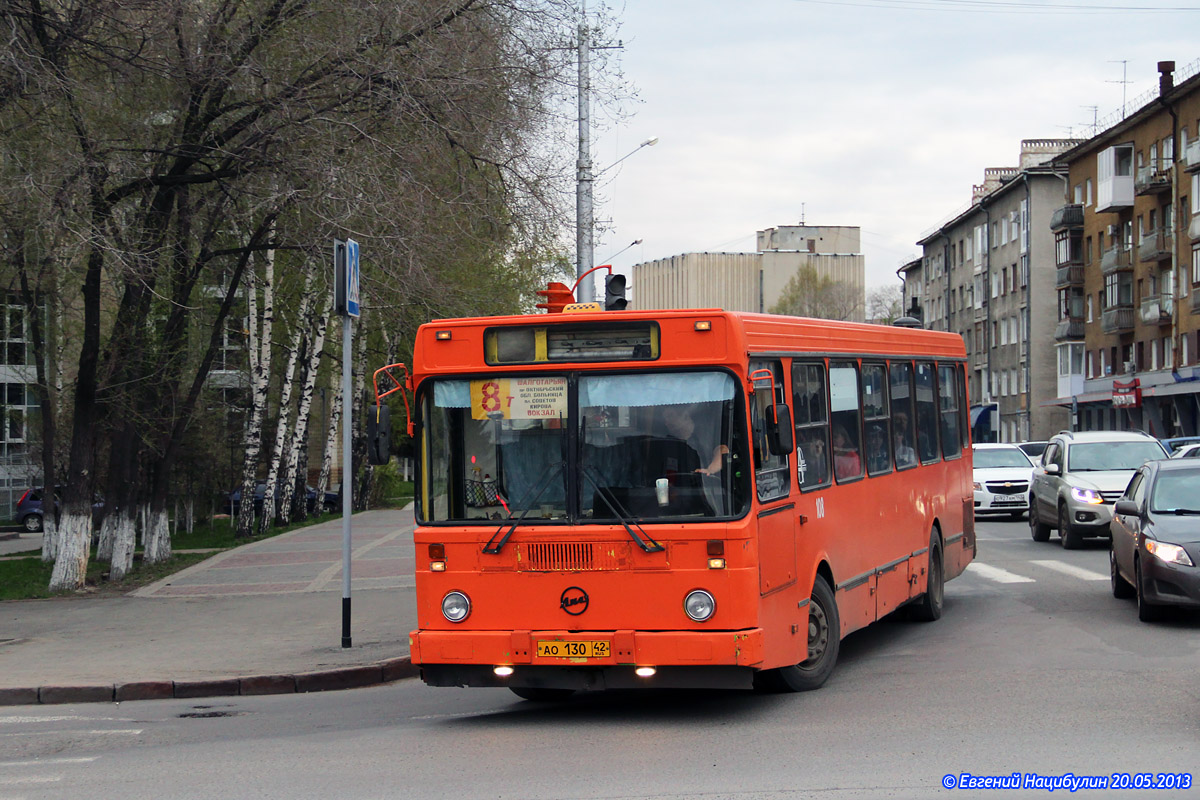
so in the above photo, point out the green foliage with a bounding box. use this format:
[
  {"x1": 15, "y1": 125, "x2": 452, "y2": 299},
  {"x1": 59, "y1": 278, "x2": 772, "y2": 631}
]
[
  {"x1": 367, "y1": 458, "x2": 414, "y2": 508},
  {"x1": 770, "y1": 266, "x2": 863, "y2": 321}
]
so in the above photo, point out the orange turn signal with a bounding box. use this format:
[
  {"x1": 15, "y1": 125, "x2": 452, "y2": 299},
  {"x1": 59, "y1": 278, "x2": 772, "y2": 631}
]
[
  {"x1": 694, "y1": 321, "x2": 712, "y2": 331},
  {"x1": 435, "y1": 330, "x2": 452, "y2": 340}
]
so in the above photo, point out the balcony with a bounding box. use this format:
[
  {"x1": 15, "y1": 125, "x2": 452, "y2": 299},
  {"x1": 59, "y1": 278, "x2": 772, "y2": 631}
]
[
  {"x1": 1055, "y1": 264, "x2": 1084, "y2": 288},
  {"x1": 1135, "y1": 164, "x2": 1172, "y2": 196},
  {"x1": 1140, "y1": 294, "x2": 1173, "y2": 325},
  {"x1": 973, "y1": 304, "x2": 987, "y2": 323},
  {"x1": 1101, "y1": 305, "x2": 1135, "y2": 333},
  {"x1": 1187, "y1": 139, "x2": 1200, "y2": 173},
  {"x1": 1191, "y1": 215, "x2": 1200, "y2": 242},
  {"x1": 1137, "y1": 229, "x2": 1174, "y2": 263},
  {"x1": 1054, "y1": 317, "x2": 1084, "y2": 340},
  {"x1": 1049, "y1": 204, "x2": 1084, "y2": 232},
  {"x1": 1192, "y1": 287, "x2": 1200, "y2": 315},
  {"x1": 1101, "y1": 244, "x2": 1132, "y2": 274}
]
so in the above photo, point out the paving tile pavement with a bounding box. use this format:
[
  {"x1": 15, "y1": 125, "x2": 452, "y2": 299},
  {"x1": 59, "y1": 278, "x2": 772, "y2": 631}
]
[{"x1": 0, "y1": 508, "x2": 419, "y2": 704}]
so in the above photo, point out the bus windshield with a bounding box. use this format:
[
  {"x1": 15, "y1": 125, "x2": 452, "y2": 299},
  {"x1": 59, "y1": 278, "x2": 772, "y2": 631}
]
[{"x1": 421, "y1": 370, "x2": 749, "y2": 523}]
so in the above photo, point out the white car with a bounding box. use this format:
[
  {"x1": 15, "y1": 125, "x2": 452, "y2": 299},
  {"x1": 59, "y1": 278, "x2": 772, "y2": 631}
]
[
  {"x1": 973, "y1": 443, "x2": 1034, "y2": 520},
  {"x1": 1168, "y1": 442, "x2": 1200, "y2": 459}
]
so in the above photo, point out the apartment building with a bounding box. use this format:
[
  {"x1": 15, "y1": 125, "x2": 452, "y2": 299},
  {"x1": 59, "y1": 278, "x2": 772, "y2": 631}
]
[
  {"x1": 632, "y1": 225, "x2": 866, "y2": 322},
  {"x1": 0, "y1": 294, "x2": 40, "y2": 516},
  {"x1": 912, "y1": 140, "x2": 1078, "y2": 443},
  {"x1": 1050, "y1": 60, "x2": 1200, "y2": 437}
]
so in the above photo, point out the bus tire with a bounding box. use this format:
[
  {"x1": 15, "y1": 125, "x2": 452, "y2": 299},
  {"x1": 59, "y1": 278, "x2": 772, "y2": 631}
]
[
  {"x1": 510, "y1": 687, "x2": 576, "y2": 702},
  {"x1": 910, "y1": 536, "x2": 943, "y2": 622},
  {"x1": 754, "y1": 574, "x2": 840, "y2": 693}
]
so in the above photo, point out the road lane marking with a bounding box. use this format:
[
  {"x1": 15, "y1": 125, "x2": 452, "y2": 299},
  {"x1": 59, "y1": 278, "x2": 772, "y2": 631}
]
[
  {"x1": 0, "y1": 758, "x2": 97, "y2": 768},
  {"x1": 0, "y1": 716, "x2": 131, "y2": 725},
  {"x1": 0, "y1": 777, "x2": 60, "y2": 785},
  {"x1": 0, "y1": 729, "x2": 142, "y2": 737},
  {"x1": 964, "y1": 563, "x2": 1035, "y2": 583},
  {"x1": 1030, "y1": 560, "x2": 1108, "y2": 581}
]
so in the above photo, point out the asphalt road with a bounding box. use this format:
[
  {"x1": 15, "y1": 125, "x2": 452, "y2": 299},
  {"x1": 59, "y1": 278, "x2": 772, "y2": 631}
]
[{"x1": 3, "y1": 517, "x2": 1198, "y2": 800}]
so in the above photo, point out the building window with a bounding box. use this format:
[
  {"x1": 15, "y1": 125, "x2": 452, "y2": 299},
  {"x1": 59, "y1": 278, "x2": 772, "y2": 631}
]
[{"x1": 1085, "y1": 178, "x2": 1093, "y2": 207}]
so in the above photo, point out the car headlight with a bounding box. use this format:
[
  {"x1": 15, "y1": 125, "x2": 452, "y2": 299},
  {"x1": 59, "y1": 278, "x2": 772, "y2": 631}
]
[
  {"x1": 1070, "y1": 487, "x2": 1104, "y2": 505},
  {"x1": 1144, "y1": 539, "x2": 1195, "y2": 567},
  {"x1": 441, "y1": 591, "x2": 471, "y2": 622},
  {"x1": 684, "y1": 589, "x2": 715, "y2": 622},
  {"x1": 973, "y1": 481, "x2": 983, "y2": 492}
]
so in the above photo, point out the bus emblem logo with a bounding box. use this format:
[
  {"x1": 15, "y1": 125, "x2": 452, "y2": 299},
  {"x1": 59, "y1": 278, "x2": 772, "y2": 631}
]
[{"x1": 560, "y1": 586, "x2": 589, "y2": 615}]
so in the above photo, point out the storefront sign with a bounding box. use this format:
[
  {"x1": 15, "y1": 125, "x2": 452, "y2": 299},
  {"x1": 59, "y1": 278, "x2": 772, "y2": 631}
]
[{"x1": 1112, "y1": 378, "x2": 1141, "y2": 408}]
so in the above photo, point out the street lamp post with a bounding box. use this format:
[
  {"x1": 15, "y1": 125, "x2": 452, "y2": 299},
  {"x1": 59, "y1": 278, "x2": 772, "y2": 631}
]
[{"x1": 576, "y1": 137, "x2": 658, "y2": 302}]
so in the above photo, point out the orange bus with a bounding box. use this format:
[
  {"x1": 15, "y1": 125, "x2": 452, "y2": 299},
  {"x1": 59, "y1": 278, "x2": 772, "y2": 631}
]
[{"x1": 391, "y1": 302, "x2": 974, "y2": 697}]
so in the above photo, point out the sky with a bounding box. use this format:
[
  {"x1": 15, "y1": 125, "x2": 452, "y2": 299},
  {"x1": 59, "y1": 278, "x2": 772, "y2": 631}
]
[{"x1": 578, "y1": 0, "x2": 1197, "y2": 298}]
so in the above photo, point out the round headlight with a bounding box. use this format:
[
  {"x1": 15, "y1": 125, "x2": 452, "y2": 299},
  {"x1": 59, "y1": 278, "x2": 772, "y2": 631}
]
[
  {"x1": 442, "y1": 591, "x2": 470, "y2": 622},
  {"x1": 684, "y1": 589, "x2": 715, "y2": 622}
]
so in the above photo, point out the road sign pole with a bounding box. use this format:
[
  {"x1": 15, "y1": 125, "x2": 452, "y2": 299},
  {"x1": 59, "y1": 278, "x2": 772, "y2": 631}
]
[
  {"x1": 335, "y1": 238, "x2": 360, "y2": 649},
  {"x1": 341, "y1": 313, "x2": 352, "y2": 648}
]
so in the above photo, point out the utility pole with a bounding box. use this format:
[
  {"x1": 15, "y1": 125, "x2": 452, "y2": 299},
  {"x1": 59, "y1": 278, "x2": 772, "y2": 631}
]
[{"x1": 576, "y1": 1, "x2": 594, "y2": 303}]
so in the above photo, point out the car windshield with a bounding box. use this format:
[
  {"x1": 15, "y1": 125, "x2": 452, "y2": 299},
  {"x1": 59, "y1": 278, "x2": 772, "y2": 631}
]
[
  {"x1": 1068, "y1": 441, "x2": 1166, "y2": 472},
  {"x1": 420, "y1": 370, "x2": 750, "y2": 523},
  {"x1": 1150, "y1": 470, "x2": 1200, "y2": 513},
  {"x1": 973, "y1": 448, "x2": 1032, "y2": 469},
  {"x1": 1018, "y1": 442, "x2": 1047, "y2": 457}
]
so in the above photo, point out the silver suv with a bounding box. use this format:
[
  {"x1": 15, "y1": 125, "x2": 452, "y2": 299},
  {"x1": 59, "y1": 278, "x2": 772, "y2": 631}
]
[{"x1": 1029, "y1": 430, "x2": 1168, "y2": 549}]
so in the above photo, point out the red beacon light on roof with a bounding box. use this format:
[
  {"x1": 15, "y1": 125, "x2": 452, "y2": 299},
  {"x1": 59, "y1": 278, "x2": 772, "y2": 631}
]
[{"x1": 535, "y1": 281, "x2": 576, "y2": 313}]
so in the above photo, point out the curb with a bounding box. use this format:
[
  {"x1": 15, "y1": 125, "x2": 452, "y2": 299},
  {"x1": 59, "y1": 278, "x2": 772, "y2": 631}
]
[{"x1": 0, "y1": 657, "x2": 418, "y2": 707}]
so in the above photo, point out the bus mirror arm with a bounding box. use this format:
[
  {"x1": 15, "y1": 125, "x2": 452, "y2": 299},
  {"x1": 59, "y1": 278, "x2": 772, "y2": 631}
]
[{"x1": 372, "y1": 363, "x2": 413, "y2": 437}]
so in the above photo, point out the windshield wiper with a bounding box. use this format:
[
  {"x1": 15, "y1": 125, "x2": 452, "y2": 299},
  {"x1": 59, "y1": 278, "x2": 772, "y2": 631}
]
[
  {"x1": 482, "y1": 461, "x2": 564, "y2": 555},
  {"x1": 1167, "y1": 508, "x2": 1200, "y2": 515},
  {"x1": 581, "y1": 464, "x2": 664, "y2": 553}
]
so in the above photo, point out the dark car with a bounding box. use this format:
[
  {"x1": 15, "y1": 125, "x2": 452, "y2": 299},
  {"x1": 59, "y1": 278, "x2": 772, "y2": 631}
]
[
  {"x1": 1017, "y1": 441, "x2": 1048, "y2": 460},
  {"x1": 226, "y1": 482, "x2": 319, "y2": 517},
  {"x1": 14, "y1": 487, "x2": 104, "y2": 532},
  {"x1": 1110, "y1": 459, "x2": 1200, "y2": 621}
]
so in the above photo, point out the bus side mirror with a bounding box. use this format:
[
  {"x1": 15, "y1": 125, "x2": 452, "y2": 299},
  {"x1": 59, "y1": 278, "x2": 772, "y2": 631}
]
[
  {"x1": 766, "y1": 403, "x2": 794, "y2": 455},
  {"x1": 367, "y1": 404, "x2": 392, "y2": 466}
]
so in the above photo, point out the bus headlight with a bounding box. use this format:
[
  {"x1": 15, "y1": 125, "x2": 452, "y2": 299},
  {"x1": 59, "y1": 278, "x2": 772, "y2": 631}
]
[
  {"x1": 442, "y1": 591, "x2": 471, "y2": 622},
  {"x1": 684, "y1": 590, "x2": 715, "y2": 622}
]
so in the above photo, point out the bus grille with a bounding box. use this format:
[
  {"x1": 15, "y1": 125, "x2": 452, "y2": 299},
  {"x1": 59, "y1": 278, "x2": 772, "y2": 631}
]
[{"x1": 519, "y1": 542, "x2": 620, "y2": 572}]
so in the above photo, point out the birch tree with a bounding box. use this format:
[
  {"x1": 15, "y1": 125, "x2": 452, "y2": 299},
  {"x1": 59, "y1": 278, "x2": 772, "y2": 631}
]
[
  {"x1": 280, "y1": 291, "x2": 332, "y2": 525},
  {"x1": 237, "y1": 247, "x2": 274, "y2": 538}
]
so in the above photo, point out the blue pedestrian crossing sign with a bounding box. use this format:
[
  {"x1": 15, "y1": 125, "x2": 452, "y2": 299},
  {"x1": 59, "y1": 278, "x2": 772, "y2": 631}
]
[{"x1": 334, "y1": 238, "x2": 361, "y2": 318}]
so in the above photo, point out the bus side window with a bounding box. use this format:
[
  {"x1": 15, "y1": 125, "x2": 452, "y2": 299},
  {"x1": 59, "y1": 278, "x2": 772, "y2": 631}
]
[
  {"x1": 938, "y1": 364, "x2": 962, "y2": 458},
  {"x1": 888, "y1": 361, "x2": 917, "y2": 470},
  {"x1": 914, "y1": 362, "x2": 940, "y2": 464},
  {"x1": 750, "y1": 360, "x2": 790, "y2": 502},
  {"x1": 792, "y1": 360, "x2": 830, "y2": 489},
  {"x1": 862, "y1": 363, "x2": 891, "y2": 476},
  {"x1": 829, "y1": 361, "x2": 863, "y2": 482}
]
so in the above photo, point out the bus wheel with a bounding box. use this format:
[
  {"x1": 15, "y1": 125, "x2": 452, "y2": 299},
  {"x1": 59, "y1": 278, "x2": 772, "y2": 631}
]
[
  {"x1": 910, "y1": 536, "x2": 943, "y2": 622},
  {"x1": 754, "y1": 574, "x2": 840, "y2": 693},
  {"x1": 510, "y1": 687, "x2": 576, "y2": 702}
]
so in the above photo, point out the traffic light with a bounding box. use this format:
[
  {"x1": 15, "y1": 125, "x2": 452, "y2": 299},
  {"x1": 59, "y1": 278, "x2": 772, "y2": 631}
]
[
  {"x1": 535, "y1": 281, "x2": 575, "y2": 313},
  {"x1": 604, "y1": 273, "x2": 628, "y2": 311}
]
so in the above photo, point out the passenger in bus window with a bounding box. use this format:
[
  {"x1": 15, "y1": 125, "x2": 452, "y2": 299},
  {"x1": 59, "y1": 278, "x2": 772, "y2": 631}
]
[
  {"x1": 866, "y1": 423, "x2": 890, "y2": 473},
  {"x1": 800, "y1": 430, "x2": 829, "y2": 486},
  {"x1": 894, "y1": 413, "x2": 917, "y2": 467},
  {"x1": 832, "y1": 426, "x2": 861, "y2": 480}
]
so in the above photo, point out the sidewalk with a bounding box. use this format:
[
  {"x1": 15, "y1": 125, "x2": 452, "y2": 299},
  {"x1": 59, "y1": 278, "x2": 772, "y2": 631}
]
[{"x1": 0, "y1": 508, "x2": 418, "y2": 706}]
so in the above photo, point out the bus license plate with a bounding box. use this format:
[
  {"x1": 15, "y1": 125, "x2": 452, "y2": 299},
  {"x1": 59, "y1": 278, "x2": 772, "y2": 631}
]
[{"x1": 536, "y1": 640, "x2": 610, "y2": 659}]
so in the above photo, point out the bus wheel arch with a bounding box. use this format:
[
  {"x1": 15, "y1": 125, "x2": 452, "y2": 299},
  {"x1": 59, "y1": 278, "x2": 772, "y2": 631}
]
[
  {"x1": 752, "y1": 567, "x2": 840, "y2": 693},
  {"x1": 910, "y1": 524, "x2": 944, "y2": 622}
]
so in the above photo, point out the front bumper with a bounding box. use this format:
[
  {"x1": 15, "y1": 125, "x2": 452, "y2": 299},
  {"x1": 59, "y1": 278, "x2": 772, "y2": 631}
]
[
  {"x1": 1140, "y1": 557, "x2": 1200, "y2": 608},
  {"x1": 411, "y1": 627, "x2": 765, "y2": 690},
  {"x1": 974, "y1": 489, "x2": 1030, "y2": 513}
]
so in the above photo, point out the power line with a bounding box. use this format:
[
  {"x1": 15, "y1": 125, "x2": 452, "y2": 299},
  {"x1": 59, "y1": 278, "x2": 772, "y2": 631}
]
[{"x1": 792, "y1": 0, "x2": 1199, "y2": 13}]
